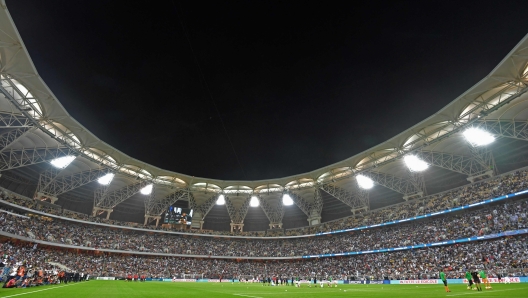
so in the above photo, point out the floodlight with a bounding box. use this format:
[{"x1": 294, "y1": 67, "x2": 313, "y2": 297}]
[
  {"x1": 97, "y1": 173, "x2": 115, "y2": 185},
  {"x1": 463, "y1": 127, "x2": 495, "y2": 147},
  {"x1": 250, "y1": 196, "x2": 260, "y2": 207},
  {"x1": 50, "y1": 155, "x2": 76, "y2": 169},
  {"x1": 216, "y1": 194, "x2": 225, "y2": 205},
  {"x1": 356, "y1": 175, "x2": 374, "y2": 189},
  {"x1": 282, "y1": 194, "x2": 294, "y2": 206},
  {"x1": 404, "y1": 155, "x2": 428, "y2": 172},
  {"x1": 140, "y1": 184, "x2": 153, "y2": 195}
]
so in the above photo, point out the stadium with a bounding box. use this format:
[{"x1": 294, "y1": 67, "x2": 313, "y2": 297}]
[{"x1": 0, "y1": 1, "x2": 527, "y2": 297}]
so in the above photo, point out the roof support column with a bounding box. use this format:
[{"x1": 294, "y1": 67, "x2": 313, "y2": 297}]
[
  {"x1": 189, "y1": 194, "x2": 218, "y2": 229},
  {"x1": 403, "y1": 169, "x2": 426, "y2": 201},
  {"x1": 307, "y1": 188, "x2": 323, "y2": 226},
  {"x1": 92, "y1": 206, "x2": 113, "y2": 219},
  {"x1": 257, "y1": 195, "x2": 284, "y2": 229},
  {"x1": 466, "y1": 145, "x2": 496, "y2": 182}
]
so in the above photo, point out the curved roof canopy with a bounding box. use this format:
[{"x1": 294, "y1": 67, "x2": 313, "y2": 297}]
[{"x1": 0, "y1": 1, "x2": 528, "y2": 207}]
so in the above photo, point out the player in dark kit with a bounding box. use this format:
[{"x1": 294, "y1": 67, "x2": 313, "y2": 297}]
[{"x1": 471, "y1": 270, "x2": 482, "y2": 291}]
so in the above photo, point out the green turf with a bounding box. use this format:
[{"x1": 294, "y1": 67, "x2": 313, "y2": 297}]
[{"x1": 0, "y1": 281, "x2": 526, "y2": 298}]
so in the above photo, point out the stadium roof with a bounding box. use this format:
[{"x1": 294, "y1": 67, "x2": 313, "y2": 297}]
[{"x1": 1, "y1": 1, "x2": 528, "y2": 227}]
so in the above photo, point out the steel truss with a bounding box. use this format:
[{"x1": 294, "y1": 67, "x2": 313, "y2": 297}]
[
  {"x1": 312, "y1": 188, "x2": 324, "y2": 215},
  {"x1": 467, "y1": 145, "x2": 496, "y2": 178},
  {"x1": 257, "y1": 196, "x2": 284, "y2": 225},
  {"x1": 189, "y1": 194, "x2": 218, "y2": 220},
  {"x1": 405, "y1": 169, "x2": 426, "y2": 199},
  {"x1": 37, "y1": 166, "x2": 112, "y2": 197},
  {"x1": 144, "y1": 189, "x2": 190, "y2": 217},
  {"x1": 3, "y1": 76, "x2": 523, "y2": 194},
  {"x1": 287, "y1": 192, "x2": 310, "y2": 216},
  {"x1": 94, "y1": 180, "x2": 150, "y2": 209},
  {"x1": 0, "y1": 127, "x2": 35, "y2": 153},
  {"x1": 476, "y1": 120, "x2": 528, "y2": 141},
  {"x1": 0, "y1": 147, "x2": 77, "y2": 172},
  {"x1": 225, "y1": 196, "x2": 251, "y2": 224},
  {"x1": 0, "y1": 112, "x2": 33, "y2": 128},
  {"x1": 320, "y1": 183, "x2": 369, "y2": 212},
  {"x1": 417, "y1": 150, "x2": 494, "y2": 177},
  {"x1": 362, "y1": 171, "x2": 424, "y2": 197}
]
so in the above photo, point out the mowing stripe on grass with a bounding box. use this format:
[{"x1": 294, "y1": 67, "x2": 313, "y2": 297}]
[
  {"x1": 234, "y1": 294, "x2": 263, "y2": 298},
  {"x1": 446, "y1": 287, "x2": 528, "y2": 296},
  {"x1": 0, "y1": 283, "x2": 80, "y2": 298}
]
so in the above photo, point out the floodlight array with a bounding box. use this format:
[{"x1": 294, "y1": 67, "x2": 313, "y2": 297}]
[
  {"x1": 249, "y1": 196, "x2": 260, "y2": 207},
  {"x1": 356, "y1": 174, "x2": 374, "y2": 189},
  {"x1": 282, "y1": 194, "x2": 294, "y2": 206},
  {"x1": 97, "y1": 173, "x2": 115, "y2": 185},
  {"x1": 463, "y1": 127, "x2": 495, "y2": 147},
  {"x1": 50, "y1": 155, "x2": 76, "y2": 169},
  {"x1": 404, "y1": 155, "x2": 428, "y2": 172},
  {"x1": 140, "y1": 184, "x2": 153, "y2": 195},
  {"x1": 216, "y1": 194, "x2": 225, "y2": 205}
]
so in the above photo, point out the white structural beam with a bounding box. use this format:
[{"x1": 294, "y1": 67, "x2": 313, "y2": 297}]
[
  {"x1": 466, "y1": 145, "x2": 496, "y2": 182},
  {"x1": 94, "y1": 180, "x2": 149, "y2": 210},
  {"x1": 37, "y1": 167, "x2": 112, "y2": 198},
  {"x1": 320, "y1": 182, "x2": 369, "y2": 214},
  {"x1": 417, "y1": 150, "x2": 494, "y2": 177},
  {"x1": 0, "y1": 147, "x2": 77, "y2": 172},
  {"x1": 188, "y1": 192, "x2": 215, "y2": 229},
  {"x1": 0, "y1": 127, "x2": 35, "y2": 153},
  {"x1": 35, "y1": 154, "x2": 78, "y2": 201},
  {"x1": 257, "y1": 196, "x2": 284, "y2": 228},
  {"x1": 225, "y1": 196, "x2": 250, "y2": 224},
  {"x1": 193, "y1": 194, "x2": 218, "y2": 220},
  {"x1": 312, "y1": 188, "x2": 324, "y2": 216},
  {"x1": 476, "y1": 120, "x2": 528, "y2": 141},
  {"x1": 362, "y1": 171, "x2": 424, "y2": 197},
  {"x1": 288, "y1": 189, "x2": 323, "y2": 225},
  {"x1": 287, "y1": 192, "x2": 311, "y2": 217},
  {"x1": 404, "y1": 170, "x2": 426, "y2": 200},
  {"x1": 144, "y1": 189, "x2": 190, "y2": 217},
  {"x1": 0, "y1": 112, "x2": 33, "y2": 128}
]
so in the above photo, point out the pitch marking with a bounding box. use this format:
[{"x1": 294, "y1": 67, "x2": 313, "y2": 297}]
[
  {"x1": 447, "y1": 287, "x2": 528, "y2": 296},
  {"x1": 1, "y1": 282, "x2": 80, "y2": 298}
]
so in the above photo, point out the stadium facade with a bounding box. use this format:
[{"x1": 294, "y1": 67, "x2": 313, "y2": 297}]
[{"x1": 0, "y1": 1, "x2": 528, "y2": 232}]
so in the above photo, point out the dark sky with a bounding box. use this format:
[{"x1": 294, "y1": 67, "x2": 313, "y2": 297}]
[{"x1": 6, "y1": 1, "x2": 528, "y2": 180}]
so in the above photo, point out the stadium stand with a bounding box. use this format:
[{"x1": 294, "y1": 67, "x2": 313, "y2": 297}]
[
  {"x1": 0, "y1": 234, "x2": 526, "y2": 281},
  {"x1": 1, "y1": 168, "x2": 527, "y2": 238}
]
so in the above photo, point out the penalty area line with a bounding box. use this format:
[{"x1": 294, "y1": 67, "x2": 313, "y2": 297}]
[{"x1": 1, "y1": 282, "x2": 80, "y2": 298}]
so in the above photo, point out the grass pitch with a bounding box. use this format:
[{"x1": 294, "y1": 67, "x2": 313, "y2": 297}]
[{"x1": 0, "y1": 281, "x2": 526, "y2": 298}]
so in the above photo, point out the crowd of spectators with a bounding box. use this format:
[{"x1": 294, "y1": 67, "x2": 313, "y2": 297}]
[
  {"x1": 1, "y1": 235, "x2": 526, "y2": 281},
  {"x1": 1, "y1": 170, "x2": 527, "y2": 238},
  {"x1": 0, "y1": 194, "x2": 526, "y2": 258},
  {"x1": 0, "y1": 170, "x2": 526, "y2": 283}
]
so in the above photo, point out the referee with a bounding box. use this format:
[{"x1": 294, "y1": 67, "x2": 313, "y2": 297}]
[{"x1": 471, "y1": 270, "x2": 482, "y2": 291}]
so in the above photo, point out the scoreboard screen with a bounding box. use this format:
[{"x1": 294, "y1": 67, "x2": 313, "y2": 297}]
[{"x1": 163, "y1": 207, "x2": 193, "y2": 225}]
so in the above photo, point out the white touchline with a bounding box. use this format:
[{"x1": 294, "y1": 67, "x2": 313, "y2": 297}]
[
  {"x1": 1, "y1": 283, "x2": 80, "y2": 298},
  {"x1": 233, "y1": 294, "x2": 263, "y2": 298},
  {"x1": 447, "y1": 287, "x2": 528, "y2": 296}
]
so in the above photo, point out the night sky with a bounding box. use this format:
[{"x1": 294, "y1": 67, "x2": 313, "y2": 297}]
[{"x1": 6, "y1": 1, "x2": 528, "y2": 180}]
